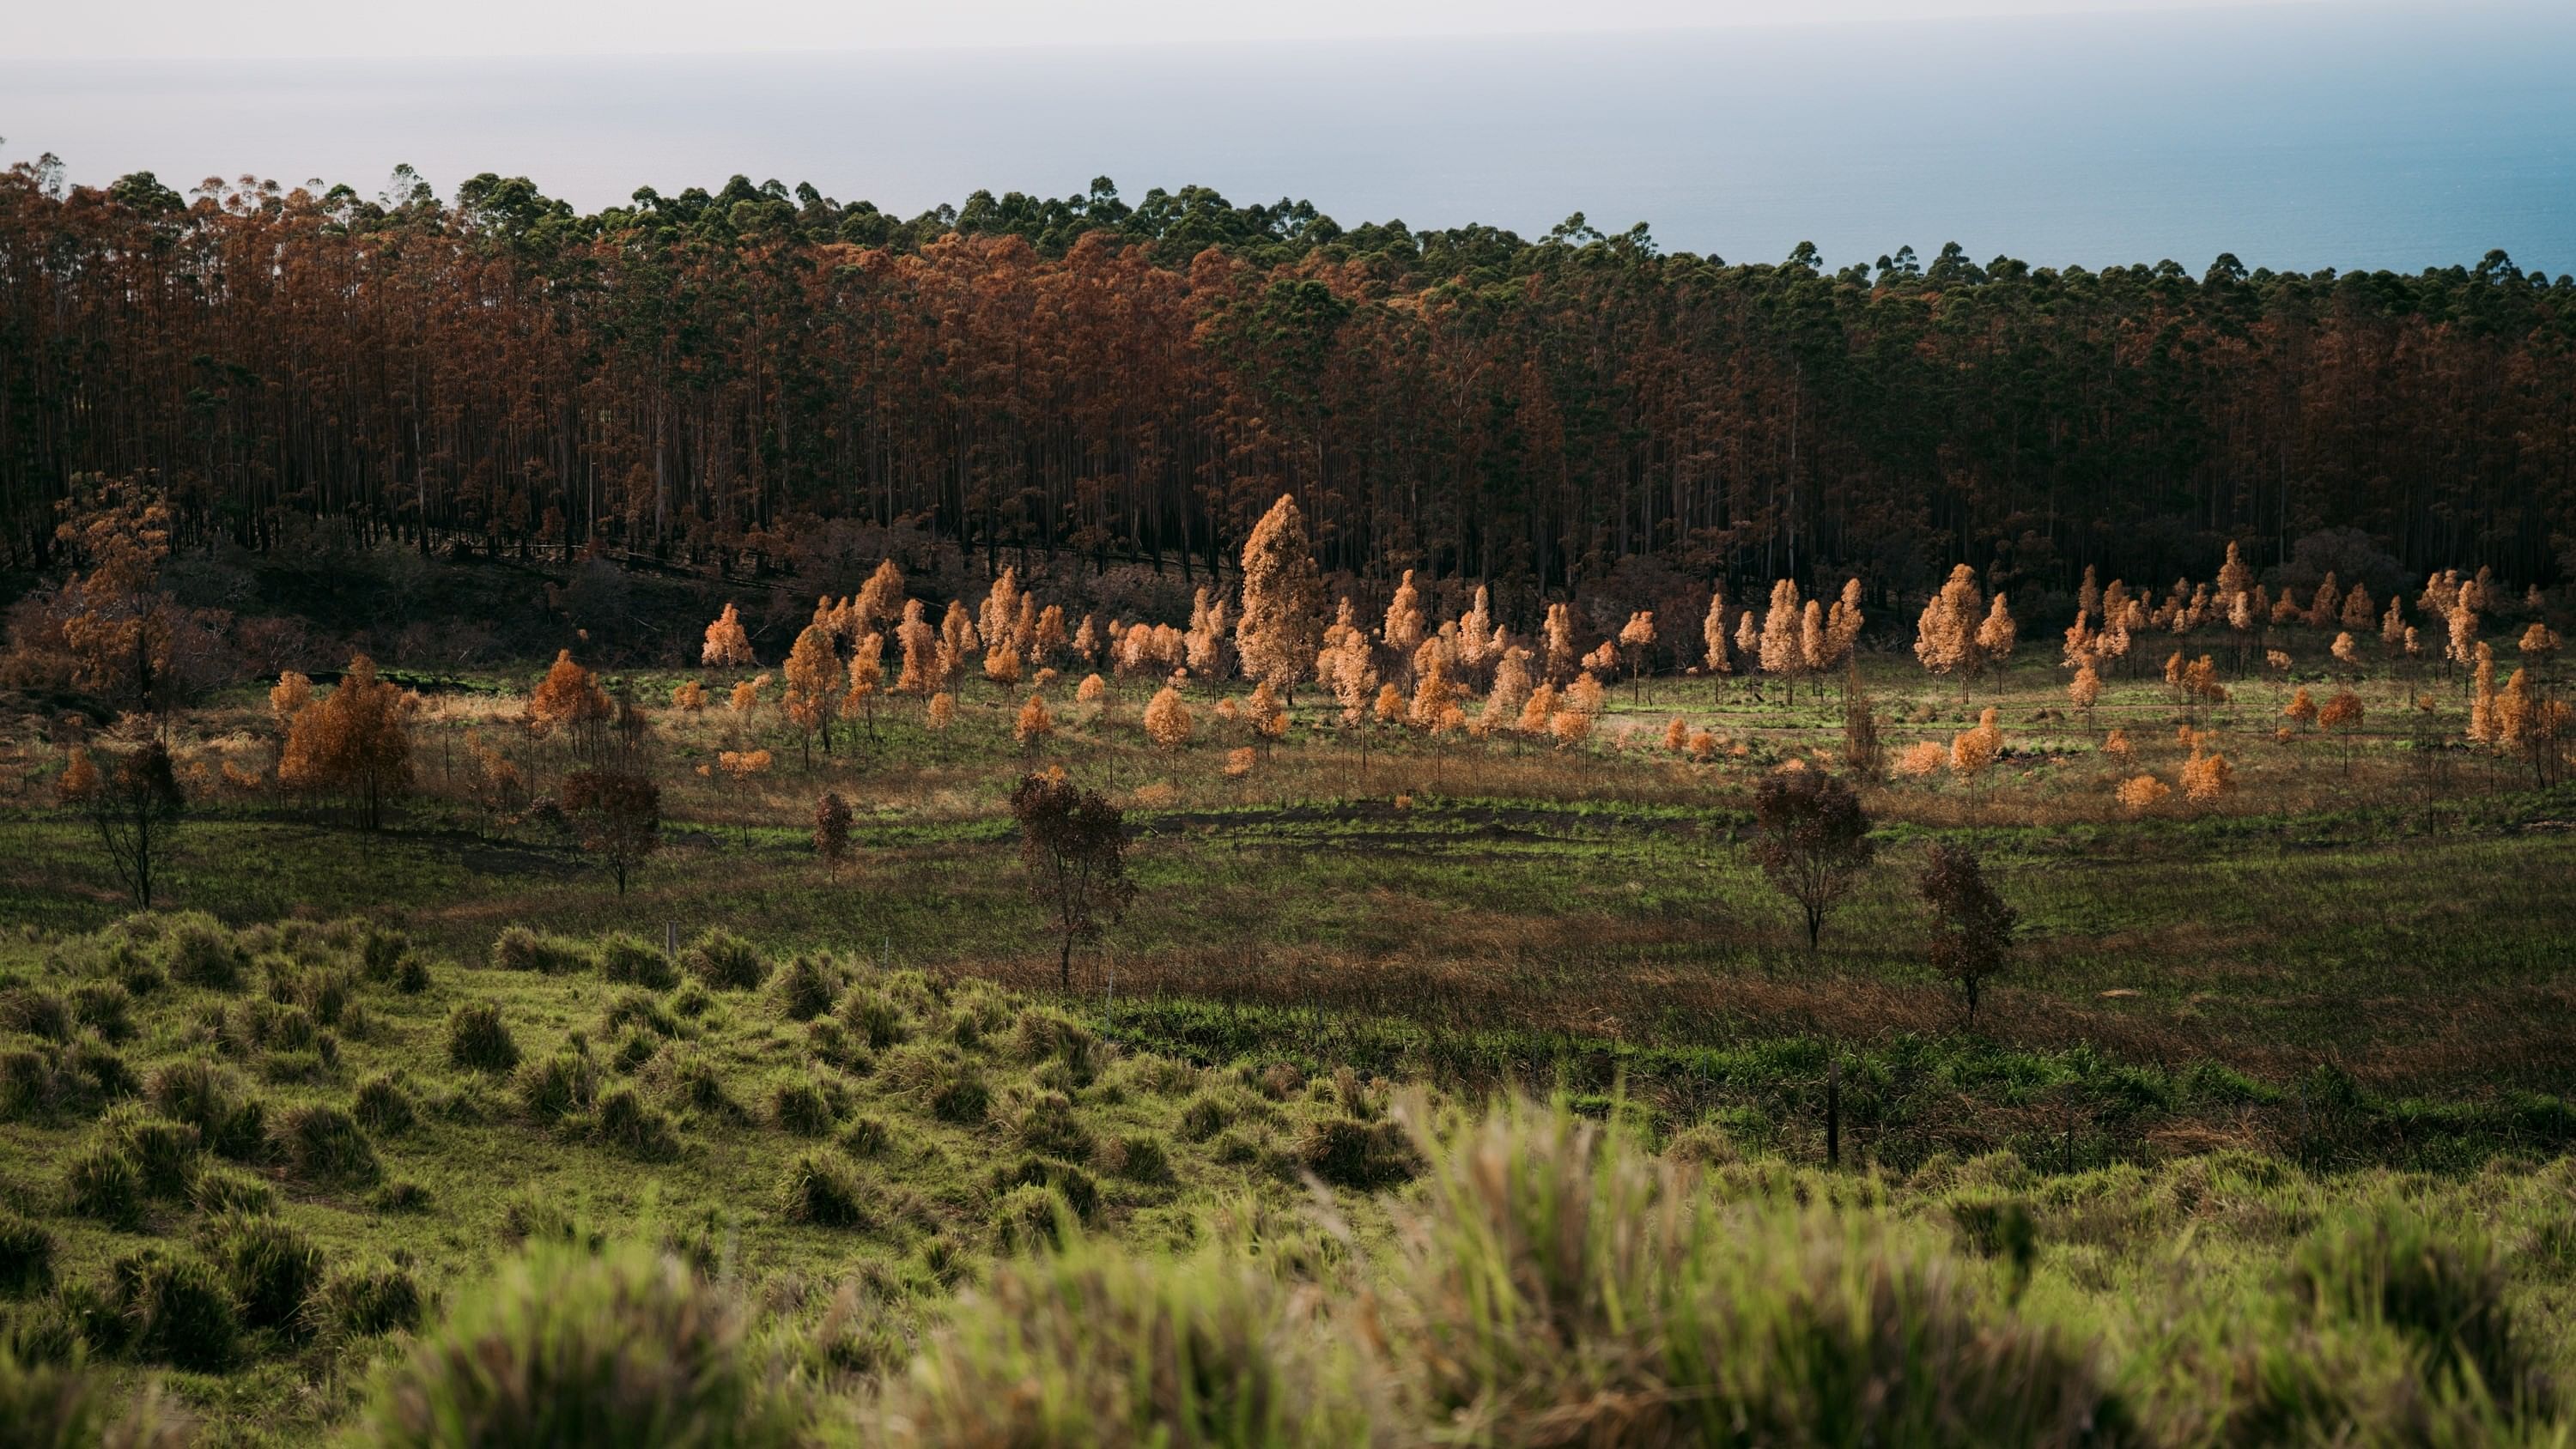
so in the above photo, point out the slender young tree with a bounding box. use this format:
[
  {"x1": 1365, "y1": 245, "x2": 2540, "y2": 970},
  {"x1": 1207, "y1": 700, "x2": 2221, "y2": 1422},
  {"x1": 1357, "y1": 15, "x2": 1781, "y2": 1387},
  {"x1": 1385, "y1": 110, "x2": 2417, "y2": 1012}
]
[
  {"x1": 1921, "y1": 844, "x2": 2019, "y2": 1024},
  {"x1": 1750, "y1": 767, "x2": 1876, "y2": 951},
  {"x1": 1011, "y1": 771, "x2": 1136, "y2": 991}
]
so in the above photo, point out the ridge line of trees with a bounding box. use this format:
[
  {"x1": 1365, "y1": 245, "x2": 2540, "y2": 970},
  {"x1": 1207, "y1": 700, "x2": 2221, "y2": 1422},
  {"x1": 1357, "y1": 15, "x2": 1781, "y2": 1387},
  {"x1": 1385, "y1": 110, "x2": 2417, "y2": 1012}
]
[{"x1": 4, "y1": 153, "x2": 2573, "y2": 604}]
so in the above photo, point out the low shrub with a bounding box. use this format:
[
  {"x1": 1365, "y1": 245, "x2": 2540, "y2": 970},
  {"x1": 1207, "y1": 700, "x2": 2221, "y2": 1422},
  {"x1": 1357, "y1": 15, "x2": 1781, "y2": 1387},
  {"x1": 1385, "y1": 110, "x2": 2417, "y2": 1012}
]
[
  {"x1": 684, "y1": 929, "x2": 767, "y2": 991},
  {"x1": 358, "y1": 1243, "x2": 796, "y2": 1448},
  {"x1": 447, "y1": 1003, "x2": 519, "y2": 1072}
]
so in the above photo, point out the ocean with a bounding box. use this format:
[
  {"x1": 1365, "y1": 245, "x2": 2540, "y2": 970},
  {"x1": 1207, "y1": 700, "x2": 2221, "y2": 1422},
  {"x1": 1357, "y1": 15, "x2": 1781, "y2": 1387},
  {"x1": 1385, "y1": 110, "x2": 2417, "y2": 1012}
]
[{"x1": 4, "y1": 0, "x2": 2572, "y2": 274}]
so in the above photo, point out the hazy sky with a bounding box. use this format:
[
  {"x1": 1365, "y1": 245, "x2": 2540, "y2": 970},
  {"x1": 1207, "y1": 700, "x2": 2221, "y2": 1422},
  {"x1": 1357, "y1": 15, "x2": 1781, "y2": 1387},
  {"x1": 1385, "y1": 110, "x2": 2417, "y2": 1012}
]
[
  {"x1": 16, "y1": 0, "x2": 2324, "y2": 58},
  {"x1": 8, "y1": 0, "x2": 2565, "y2": 272}
]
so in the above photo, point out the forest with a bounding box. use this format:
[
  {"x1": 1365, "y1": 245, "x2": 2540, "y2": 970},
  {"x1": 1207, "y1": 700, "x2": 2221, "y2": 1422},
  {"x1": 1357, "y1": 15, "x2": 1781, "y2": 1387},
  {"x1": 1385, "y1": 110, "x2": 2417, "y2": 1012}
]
[{"x1": 3, "y1": 150, "x2": 2573, "y2": 614}]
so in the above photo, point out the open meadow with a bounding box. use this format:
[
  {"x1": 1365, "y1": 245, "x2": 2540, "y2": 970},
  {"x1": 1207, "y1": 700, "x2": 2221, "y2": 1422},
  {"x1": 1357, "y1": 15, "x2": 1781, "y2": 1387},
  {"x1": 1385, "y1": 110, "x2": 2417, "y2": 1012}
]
[{"x1": 4, "y1": 527, "x2": 2576, "y2": 1444}]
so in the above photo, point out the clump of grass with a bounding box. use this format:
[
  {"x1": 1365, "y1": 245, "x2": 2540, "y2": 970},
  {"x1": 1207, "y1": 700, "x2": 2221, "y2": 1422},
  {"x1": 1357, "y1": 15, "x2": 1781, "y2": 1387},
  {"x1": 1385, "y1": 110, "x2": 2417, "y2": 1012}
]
[
  {"x1": 373, "y1": 1179, "x2": 434, "y2": 1215},
  {"x1": 162, "y1": 914, "x2": 246, "y2": 989},
  {"x1": 109, "y1": 1246, "x2": 241, "y2": 1369},
  {"x1": 1014, "y1": 1091, "x2": 1096, "y2": 1161},
  {"x1": 989, "y1": 1155, "x2": 1100, "y2": 1225},
  {"x1": 1112, "y1": 1132, "x2": 1175, "y2": 1185},
  {"x1": 988, "y1": 1184, "x2": 1078, "y2": 1254},
  {"x1": 95, "y1": 1103, "x2": 204, "y2": 1199},
  {"x1": 0, "y1": 986, "x2": 71, "y2": 1041},
  {"x1": 0, "y1": 1349, "x2": 192, "y2": 1449},
  {"x1": 0, "y1": 1213, "x2": 58, "y2": 1298},
  {"x1": 779, "y1": 1150, "x2": 872, "y2": 1228},
  {"x1": 517, "y1": 1050, "x2": 600, "y2": 1123},
  {"x1": 188, "y1": 1163, "x2": 276, "y2": 1216},
  {"x1": 358, "y1": 1242, "x2": 797, "y2": 1448},
  {"x1": 770, "y1": 1076, "x2": 837, "y2": 1137},
  {"x1": 841, "y1": 989, "x2": 906, "y2": 1050},
  {"x1": 1177, "y1": 1090, "x2": 1234, "y2": 1142},
  {"x1": 930, "y1": 1067, "x2": 992, "y2": 1126},
  {"x1": 196, "y1": 1211, "x2": 327, "y2": 1337},
  {"x1": 360, "y1": 925, "x2": 411, "y2": 982},
  {"x1": 595, "y1": 1086, "x2": 682, "y2": 1161},
  {"x1": 273, "y1": 1102, "x2": 380, "y2": 1184},
  {"x1": 598, "y1": 932, "x2": 678, "y2": 989},
  {"x1": 65, "y1": 980, "x2": 135, "y2": 1042},
  {"x1": 773, "y1": 955, "x2": 841, "y2": 1022},
  {"x1": 838, "y1": 1115, "x2": 890, "y2": 1159},
  {"x1": 863, "y1": 1240, "x2": 1380, "y2": 1445},
  {"x1": 145, "y1": 1058, "x2": 267, "y2": 1159},
  {"x1": 395, "y1": 954, "x2": 434, "y2": 994},
  {"x1": 447, "y1": 1002, "x2": 519, "y2": 1072},
  {"x1": 62, "y1": 1142, "x2": 143, "y2": 1228},
  {"x1": 683, "y1": 929, "x2": 767, "y2": 991},
  {"x1": 352, "y1": 1073, "x2": 417, "y2": 1136},
  {"x1": 320, "y1": 1259, "x2": 425, "y2": 1337},
  {"x1": 1295, "y1": 1117, "x2": 1416, "y2": 1189},
  {"x1": 0, "y1": 1048, "x2": 54, "y2": 1121},
  {"x1": 491, "y1": 925, "x2": 596, "y2": 976},
  {"x1": 1386, "y1": 1098, "x2": 2131, "y2": 1446},
  {"x1": 601, "y1": 989, "x2": 678, "y2": 1040},
  {"x1": 2289, "y1": 1207, "x2": 2550, "y2": 1416},
  {"x1": 657, "y1": 1048, "x2": 738, "y2": 1119}
]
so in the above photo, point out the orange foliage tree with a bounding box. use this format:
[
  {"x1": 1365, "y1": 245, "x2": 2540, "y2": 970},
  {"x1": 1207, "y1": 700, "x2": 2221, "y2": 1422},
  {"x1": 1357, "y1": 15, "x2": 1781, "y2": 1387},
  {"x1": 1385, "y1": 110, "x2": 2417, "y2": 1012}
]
[{"x1": 280, "y1": 654, "x2": 416, "y2": 829}]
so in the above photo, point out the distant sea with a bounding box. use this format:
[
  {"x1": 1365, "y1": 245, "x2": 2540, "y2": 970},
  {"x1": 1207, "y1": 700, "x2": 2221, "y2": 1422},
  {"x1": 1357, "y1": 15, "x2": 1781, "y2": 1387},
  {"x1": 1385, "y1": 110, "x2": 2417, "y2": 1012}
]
[{"x1": 6, "y1": 0, "x2": 2573, "y2": 275}]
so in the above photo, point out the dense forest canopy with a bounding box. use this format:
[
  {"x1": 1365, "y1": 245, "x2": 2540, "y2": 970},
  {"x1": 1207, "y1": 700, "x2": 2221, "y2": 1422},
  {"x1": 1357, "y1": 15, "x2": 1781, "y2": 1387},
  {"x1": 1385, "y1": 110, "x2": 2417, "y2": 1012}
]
[{"x1": 3, "y1": 151, "x2": 2573, "y2": 614}]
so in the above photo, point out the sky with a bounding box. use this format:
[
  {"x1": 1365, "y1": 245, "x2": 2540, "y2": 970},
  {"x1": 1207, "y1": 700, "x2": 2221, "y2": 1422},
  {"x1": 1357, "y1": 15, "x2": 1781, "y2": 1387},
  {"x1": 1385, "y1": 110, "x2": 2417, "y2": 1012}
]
[
  {"x1": 13, "y1": 0, "x2": 2324, "y2": 58},
  {"x1": 4, "y1": 0, "x2": 2568, "y2": 274}
]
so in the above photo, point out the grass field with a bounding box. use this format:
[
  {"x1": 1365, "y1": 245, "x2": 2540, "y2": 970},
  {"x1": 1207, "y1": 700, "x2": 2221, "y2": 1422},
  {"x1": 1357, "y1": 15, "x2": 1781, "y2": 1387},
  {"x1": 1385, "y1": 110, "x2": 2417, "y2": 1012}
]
[{"x1": 3, "y1": 642, "x2": 2574, "y2": 1443}]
